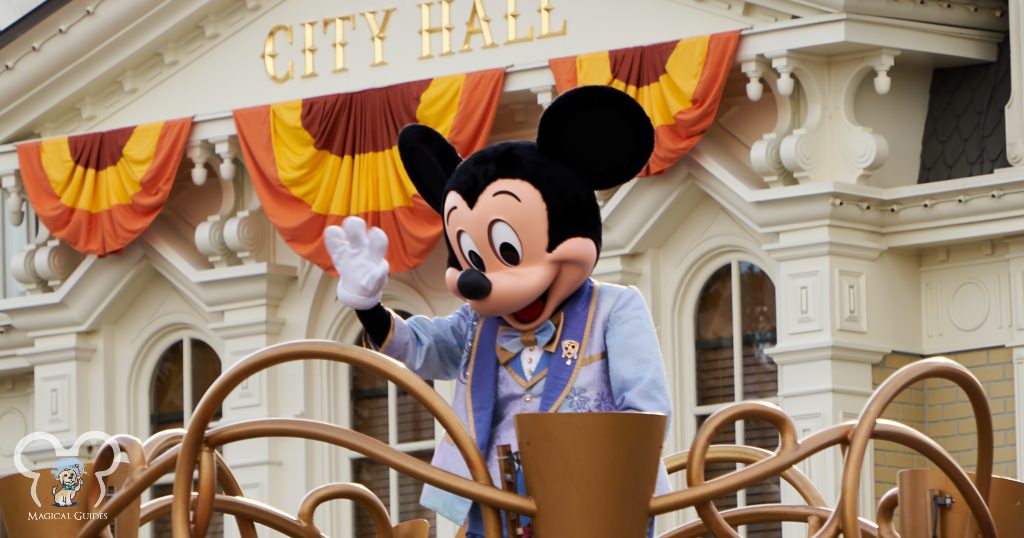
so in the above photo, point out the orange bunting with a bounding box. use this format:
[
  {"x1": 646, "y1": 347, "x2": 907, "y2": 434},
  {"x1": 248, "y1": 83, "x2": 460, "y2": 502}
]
[
  {"x1": 233, "y1": 68, "x2": 505, "y2": 274},
  {"x1": 16, "y1": 118, "x2": 193, "y2": 255},
  {"x1": 549, "y1": 31, "x2": 739, "y2": 176}
]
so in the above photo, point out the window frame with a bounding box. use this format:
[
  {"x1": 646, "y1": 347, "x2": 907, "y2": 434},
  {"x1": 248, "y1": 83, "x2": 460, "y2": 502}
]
[
  {"x1": 141, "y1": 332, "x2": 224, "y2": 538},
  {"x1": 674, "y1": 251, "x2": 780, "y2": 536}
]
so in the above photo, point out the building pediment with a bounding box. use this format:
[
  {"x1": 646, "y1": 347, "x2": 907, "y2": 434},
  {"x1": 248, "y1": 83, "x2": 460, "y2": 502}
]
[{"x1": 0, "y1": 0, "x2": 751, "y2": 142}]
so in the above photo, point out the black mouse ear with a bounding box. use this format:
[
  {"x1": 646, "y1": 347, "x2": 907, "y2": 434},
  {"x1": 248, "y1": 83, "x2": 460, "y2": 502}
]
[
  {"x1": 398, "y1": 124, "x2": 462, "y2": 213},
  {"x1": 537, "y1": 86, "x2": 654, "y2": 190}
]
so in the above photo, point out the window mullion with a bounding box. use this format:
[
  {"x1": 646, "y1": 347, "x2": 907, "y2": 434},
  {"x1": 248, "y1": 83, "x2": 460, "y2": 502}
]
[
  {"x1": 730, "y1": 259, "x2": 743, "y2": 410},
  {"x1": 183, "y1": 337, "x2": 193, "y2": 425},
  {"x1": 387, "y1": 383, "x2": 399, "y2": 522}
]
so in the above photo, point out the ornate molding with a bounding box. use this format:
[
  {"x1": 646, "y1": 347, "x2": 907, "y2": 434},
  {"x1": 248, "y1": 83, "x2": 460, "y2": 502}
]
[
  {"x1": 0, "y1": 1, "x2": 104, "y2": 75},
  {"x1": 1, "y1": 170, "x2": 25, "y2": 226},
  {"x1": 29, "y1": 0, "x2": 281, "y2": 139},
  {"x1": 10, "y1": 235, "x2": 84, "y2": 295},
  {"x1": 743, "y1": 57, "x2": 796, "y2": 188},
  {"x1": 191, "y1": 135, "x2": 271, "y2": 268},
  {"x1": 753, "y1": 49, "x2": 897, "y2": 185}
]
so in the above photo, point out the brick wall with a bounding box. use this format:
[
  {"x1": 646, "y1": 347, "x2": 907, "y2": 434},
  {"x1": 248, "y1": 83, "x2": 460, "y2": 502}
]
[
  {"x1": 871, "y1": 348, "x2": 1018, "y2": 504},
  {"x1": 872, "y1": 353, "x2": 927, "y2": 502}
]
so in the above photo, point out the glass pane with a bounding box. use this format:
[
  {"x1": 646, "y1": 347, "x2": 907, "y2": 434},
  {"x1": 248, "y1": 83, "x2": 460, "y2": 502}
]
[
  {"x1": 696, "y1": 264, "x2": 735, "y2": 405},
  {"x1": 695, "y1": 414, "x2": 738, "y2": 512},
  {"x1": 352, "y1": 367, "x2": 389, "y2": 443},
  {"x1": 150, "y1": 484, "x2": 224, "y2": 538},
  {"x1": 353, "y1": 459, "x2": 391, "y2": 538},
  {"x1": 190, "y1": 339, "x2": 223, "y2": 420},
  {"x1": 397, "y1": 450, "x2": 437, "y2": 537},
  {"x1": 743, "y1": 419, "x2": 782, "y2": 537},
  {"x1": 150, "y1": 342, "x2": 185, "y2": 432},
  {"x1": 397, "y1": 383, "x2": 436, "y2": 444},
  {"x1": 739, "y1": 263, "x2": 778, "y2": 400}
]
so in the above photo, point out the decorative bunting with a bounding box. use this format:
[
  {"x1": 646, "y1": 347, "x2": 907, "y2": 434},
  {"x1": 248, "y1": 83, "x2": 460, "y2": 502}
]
[
  {"x1": 16, "y1": 118, "x2": 193, "y2": 255},
  {"x1": 549, "y1": 31, "x2": 739, "y2": 176},
  {"x1": 234, "y1": 68, "x2": 505, "y2": 274}
]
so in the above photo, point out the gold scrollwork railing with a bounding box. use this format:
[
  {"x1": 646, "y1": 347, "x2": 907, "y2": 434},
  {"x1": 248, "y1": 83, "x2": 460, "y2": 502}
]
[{"x1": 68, "y1": 342, "x2": 1005, "y2": 538}]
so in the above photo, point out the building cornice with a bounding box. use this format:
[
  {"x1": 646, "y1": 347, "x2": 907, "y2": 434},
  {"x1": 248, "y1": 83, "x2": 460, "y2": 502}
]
[
  {"x1": 0, "y1": 0, "x2": 279, "y2": 142},
  {"x1": 737, "y1": 12, "x2": 1002, "y2": 66},
  {"x1": 686, "y1": 139, "x2": 1024, "y2": 250}
]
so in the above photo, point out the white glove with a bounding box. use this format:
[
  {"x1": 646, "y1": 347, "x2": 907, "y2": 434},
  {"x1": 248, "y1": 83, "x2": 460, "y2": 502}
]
[{"x1": 324, "y1": 216, "x2": 390, "y2": 310}]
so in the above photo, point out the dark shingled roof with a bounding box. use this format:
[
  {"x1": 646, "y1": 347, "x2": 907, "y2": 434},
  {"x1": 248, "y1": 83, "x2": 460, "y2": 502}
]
[{"x1": 918, "y1": 35, "x2": 1010, "y2": 183}]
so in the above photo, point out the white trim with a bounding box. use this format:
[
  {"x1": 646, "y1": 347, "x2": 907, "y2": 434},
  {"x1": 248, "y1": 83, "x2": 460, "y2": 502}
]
[
  {"x1": 1014, "y1": 347, "x2": 1024, "y2": 481},
  {"x1": 127, "y1": 316, "x2": 222, "y2": 437}
]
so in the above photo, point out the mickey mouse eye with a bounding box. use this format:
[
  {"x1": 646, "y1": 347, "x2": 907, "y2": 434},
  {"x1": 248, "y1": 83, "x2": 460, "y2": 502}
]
[
  {"x1": 457, "y1": 231, "x2": 486, "y2": 272},
  {"x1": 489, "y1": 220, "x2": 522, "y2": 266}
]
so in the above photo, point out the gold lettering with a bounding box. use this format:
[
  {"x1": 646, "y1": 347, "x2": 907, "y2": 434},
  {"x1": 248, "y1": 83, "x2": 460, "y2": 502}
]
[
  {"x1": 362, "y1": 8, "x2": 396, "y2": 67},
  {"x1": 301, "y1": 20, "x2": 317, "y2": 78},
  {"x1": 462, "y1": 0, "x2": 497, "y2": 52},
  {"x1": 323, "y1": 15, "x2": 356, "y2": 73},
  {"x1": 505, "y1": 0, "x2": 534, "y2": 45},
  {"x1": 262, "y1": 24, "x2": 293, "y2": 83},
  {"x1": 418, "y1": 1, "x2": 454, "y2": 59},
  {"x1": 538, "y1": 0, "x2": 566, "y2": 39}
]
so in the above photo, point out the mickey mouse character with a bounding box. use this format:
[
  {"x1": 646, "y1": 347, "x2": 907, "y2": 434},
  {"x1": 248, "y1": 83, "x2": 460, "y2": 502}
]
[{"x1": 325, "y1": 86, "x2": 671, "y2": 536}]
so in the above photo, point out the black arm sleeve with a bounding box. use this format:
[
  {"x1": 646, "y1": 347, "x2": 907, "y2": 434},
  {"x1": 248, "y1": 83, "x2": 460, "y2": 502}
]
[{"x1": 356, "y1": 304, "x2": 392, "y2": 347}]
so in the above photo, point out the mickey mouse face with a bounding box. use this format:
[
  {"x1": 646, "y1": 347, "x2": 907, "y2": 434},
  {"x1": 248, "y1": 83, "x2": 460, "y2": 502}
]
[
  {"x1": 399, "y1": 86, "x2": 654, "y2": 329},
  {"x1": 442, "y1": 178, "x2": 597, "y2": 329}
]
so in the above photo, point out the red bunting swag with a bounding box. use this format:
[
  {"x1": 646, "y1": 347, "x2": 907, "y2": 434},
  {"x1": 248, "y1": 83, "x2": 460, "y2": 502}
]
[
  {"x1": 233, "y1": 68, "x2": 505, "y2": 274},
  {"x1": 549, "y1": 31, "x2": 739, "y2": 176},
  {"x1": 16, "y1": 118, "x2": 193, "y2": 255}
]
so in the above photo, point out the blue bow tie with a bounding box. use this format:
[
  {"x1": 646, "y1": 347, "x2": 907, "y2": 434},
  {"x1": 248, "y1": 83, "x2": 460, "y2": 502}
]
[{"x1": 496, "y1": 319, "x2": 557, "y2": 363}]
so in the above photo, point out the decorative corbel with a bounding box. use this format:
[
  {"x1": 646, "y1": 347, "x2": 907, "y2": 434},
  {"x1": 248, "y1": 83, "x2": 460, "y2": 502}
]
[
  {"x1": 193, "y1": 136, "x2": 241, "y2": 267},
  {"x1": 531, "y1": 85, "x2": 554, "y2": 109},
  {"x1": 1, "y1": 170, "x2": 25, "y2": 226},
  {"x1": 771, "y1": 49, "x2": 897, "y2": 185},
  {"x1": 744, "y1": 57, "x2": 796, "y2": 188},
  {"x1": 224, "y1": 207, "x2": 270, "y2": 264},
  {"x1": 193, "y1": 135, "x2": 269, "y2": 266},
  {"x1": 33, "y1": 238, "x2": 83, "y2": 289},
  {"x1": 187, "y1": 140, "x2": 216, "y2": 186}
]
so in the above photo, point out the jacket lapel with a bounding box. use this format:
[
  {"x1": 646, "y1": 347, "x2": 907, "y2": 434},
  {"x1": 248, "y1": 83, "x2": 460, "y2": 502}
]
[
  {"x1": 541, "y1": 280, "x2": 597, "y2": 412},
  {"x1": 467, "y1": 315, "x2": 501, "y2": 454}
]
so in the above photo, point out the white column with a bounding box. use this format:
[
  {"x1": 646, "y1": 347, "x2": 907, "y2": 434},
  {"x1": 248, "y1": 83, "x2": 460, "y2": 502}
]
[
  {"x1": 765, "y1": 231, "x2": 905, "y2": 537},
  {"x1": 210, "y1": 304, "x2": 287, "y2": 538}
]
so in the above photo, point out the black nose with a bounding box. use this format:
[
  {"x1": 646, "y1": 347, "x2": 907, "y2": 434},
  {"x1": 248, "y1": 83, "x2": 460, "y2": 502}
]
[{"x1": 457, "y1": 269, "x2": 491, "y2": 300}]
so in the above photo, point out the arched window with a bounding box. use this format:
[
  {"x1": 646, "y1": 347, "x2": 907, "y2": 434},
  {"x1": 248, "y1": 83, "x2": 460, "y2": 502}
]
[
  {"x1": 149, "y1": 338, "x2": 223, "y2": 432},
  {"x1": 350, "y1": 311, "x2": 439, "y2": 538},
  {"x1": 149, "y1": 337, "x2": 223, "y2": 538},
  {"x1": 694, "y1": 260, "x2": 779, "y2": 538}
]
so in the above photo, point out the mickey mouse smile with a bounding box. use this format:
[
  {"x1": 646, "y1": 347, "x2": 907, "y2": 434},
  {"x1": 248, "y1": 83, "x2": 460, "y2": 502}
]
[{"x1": 512, "y1": 290, "x2": 548, "y2": 324}]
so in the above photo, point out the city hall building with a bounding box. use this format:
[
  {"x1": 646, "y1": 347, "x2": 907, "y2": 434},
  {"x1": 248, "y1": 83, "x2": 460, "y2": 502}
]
[{"x1": 0, "y1": 0, "x2": 1021, "y2": 537}]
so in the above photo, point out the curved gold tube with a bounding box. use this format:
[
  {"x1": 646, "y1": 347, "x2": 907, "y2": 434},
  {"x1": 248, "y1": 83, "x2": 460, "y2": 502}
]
[
  {"x1": 683, "y1": 401, "x2": 800, "y2": 538},
  {"x1": 86, "y1": 434, "x2": 147, "y2": 538},
  {"x1": 141, "y1": 493, "x2": 314, "y2": 537},
  {"x1": 203, "y1": 418, "x2": 535, "y2": 515},
  {"x1": 832, "y1": 358, "x2": 993, "y2": 538},
  {"x1": 664, "y1": 444, "x2": 827, "y2": 507},
  {"x1": 192, "y1": 446, "x2": 216, "y2": 537},
  {"x1": 658, "y1": 504, "x2": 879, "y2": 538},
  {"x1": 144, "y1": 428, "x2": 186, "y2": 462},
  {"x1": 874, "y1": 487, "x2": 899, "y2": 538},
  {"x1": 650, "y1": 418, "x2": 994, "y2": 537},
  {"x1": 297, "y1": 483, "x2": 393, "y2": 538},
  {"x1": 171, "y1": 341, "x2": 504, "y2": 538}
]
